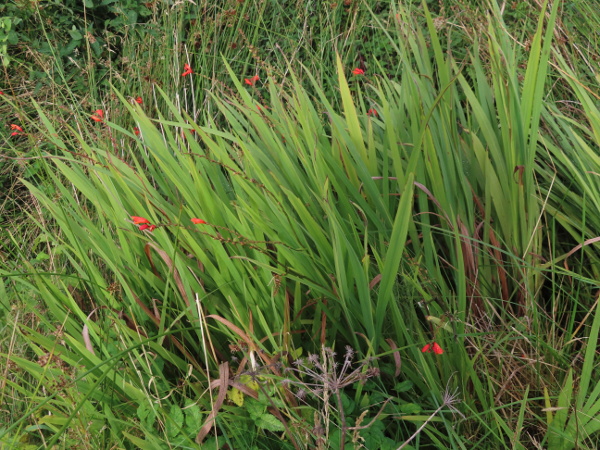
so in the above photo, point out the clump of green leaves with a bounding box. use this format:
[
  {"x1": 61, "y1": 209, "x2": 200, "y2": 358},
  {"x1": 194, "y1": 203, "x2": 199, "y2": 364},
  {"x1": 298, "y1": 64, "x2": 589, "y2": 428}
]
[{"x1": 5, "y1": 1, "x2": 600, "y2": 449}]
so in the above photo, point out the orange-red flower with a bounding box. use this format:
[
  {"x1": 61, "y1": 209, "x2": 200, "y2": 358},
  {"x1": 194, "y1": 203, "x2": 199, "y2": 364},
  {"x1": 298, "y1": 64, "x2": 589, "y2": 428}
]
[
  {"x1": 133, "y1": 127, "x2": 140, "y2": 136},
  {"x1": 181, "y1": 63, "x2": 193, "y2": 77},
  {"x1": 421, "y1": 342, "x2": 444, "y2": 354},
  {"x1": 132, "y1": 216, "x2": 157, "y2": 232},
  {"x1": 352, "y1": 68, "x2": 365, "y2": 75},
  {"x1": 191, "y1": 218, "x2": 207, "y2": 224},
  {"x1": 10, "y1": 124, "x2": 24, "y2": 136},
  {"x1": 244, "y1": 75, "x2": 260, "y2": 86},
  {"x1": 91, "y1": 109, "x2": 104, "y2": 122},
  {"x1": 135, "y1": 96, "x2": 143, "y2": 104},
  {"x1": 367, "y1": 108, "x2": 378, "y2": 117}
]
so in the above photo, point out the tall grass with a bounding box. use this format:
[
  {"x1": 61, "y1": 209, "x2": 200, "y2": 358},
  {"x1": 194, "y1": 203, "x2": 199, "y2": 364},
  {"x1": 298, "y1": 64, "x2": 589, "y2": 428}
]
[{"x1": 3, "y1": 0, "x2": 600, "y2": 448}]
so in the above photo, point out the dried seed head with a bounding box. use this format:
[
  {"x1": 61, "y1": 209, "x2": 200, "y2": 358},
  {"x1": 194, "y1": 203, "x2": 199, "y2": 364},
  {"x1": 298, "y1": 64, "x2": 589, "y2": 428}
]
[
  {"x1": 365, "y1": 367, "x2": 380, "y2": 378},
  {"x1": 307, "y1": 353, "x2": 319, "y2": 365},
  {"x1": 293, "y1": 358, "x2": 304, "y2": 367},
  {"x1": 324, "y1": 347, "x2": 336, "y2": 358},
  {"x1": 295, "y1": 388, "x2": 307, "y2": 400},
  {"x1": 345, "y1": 345, "x2": 355, "y2": 359}
]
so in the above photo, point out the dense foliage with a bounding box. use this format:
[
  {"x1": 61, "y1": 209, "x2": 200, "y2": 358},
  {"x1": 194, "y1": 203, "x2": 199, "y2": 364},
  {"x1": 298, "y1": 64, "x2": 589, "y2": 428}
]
[{"x1": 2, "y1": 1, "x2": 600, "y2": 448}]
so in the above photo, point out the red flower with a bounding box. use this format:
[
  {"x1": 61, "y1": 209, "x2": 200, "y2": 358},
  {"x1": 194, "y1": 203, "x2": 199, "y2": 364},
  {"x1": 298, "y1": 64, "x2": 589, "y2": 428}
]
[
  {"x1": 91, "y1": 109, "x2": 104, "y2": 122},
  {"x1": 352, "y1": 68, "x2": 365, "y2": 75},
  {"x1": 367, "y1": 108, "x2": 378, "y2": 117},
  {"x1": 0, "y1": 91, "x2": 4, "y2": 95},
  {"x1": 131, "y1": 216, "x2": 150, "y2": 224},
  {"x1": 135, "y1": 96, "x2": 143, "y2": 104},
  {"x1": 421, "y1": 342, "x2": 444, "y2": 354},
  {"x1": 133, "y1": 127, "x2": 140, "y2": 136},
  {"x1": 181, "y1": 63, "x2": 193, "y2": 77},
  {"x1": 244, "y1": 75, "x2": 260, "y2": 86},
  {"x1": 191, "y1": 218, "x2": 207, "y2": 224},
  {"x1": 131, "y1": 216, "x2": 157, "y2": 231},
  {"x1": 10, "y1": 124, "x2": 24, "y2": 136},
  {"x1": 138, "y1": 224, "x2": 157, "y2": 232}
]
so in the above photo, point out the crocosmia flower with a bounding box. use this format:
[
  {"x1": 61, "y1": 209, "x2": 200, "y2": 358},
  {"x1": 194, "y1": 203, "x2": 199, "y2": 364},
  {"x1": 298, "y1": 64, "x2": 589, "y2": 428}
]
[
  {"x1": 91, "y1": 109, "x2": 104, "y2": 122},
  {"x1": 131, "y1": 216, "x2": 150, "y2": 224},
  {"x1": 181, "y1": 63, "x2": 193, "y2": 77},
  {"x1": 191, "y1": 218, "x2": 207, "y2": 224},
  {"x1": 135, "y1": 96, "x2": 143, "y2": 104},
  {"x1": 10, "y1": 124, "x2": 24, "y2": 136},
  {"x1": 352, "y1": 68, "x2": 365, "y2": 75},
  {"x1": 244, "y1": 75, "x2": 260, "y2": 86},
  {"x1": 421, "y1": 342, "x2": 444, "y2": 354},
  {"x1": 367, "y1": 108, "x2": 378, "y2": 117},
  {"x1": 132, "y1": 217, "x2": 158, "y2": 232},
  {"x1": 132, "y1": 216, "x2": 158, "y2": 232}
]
